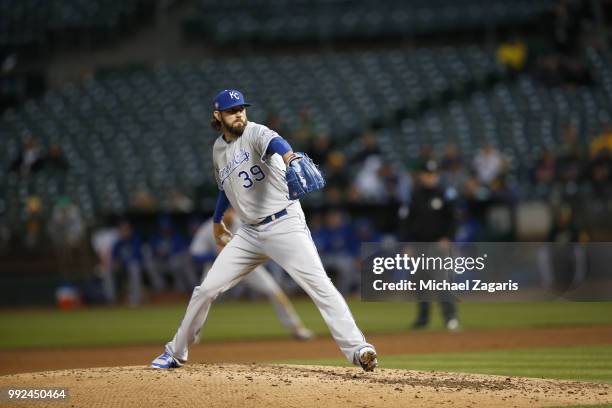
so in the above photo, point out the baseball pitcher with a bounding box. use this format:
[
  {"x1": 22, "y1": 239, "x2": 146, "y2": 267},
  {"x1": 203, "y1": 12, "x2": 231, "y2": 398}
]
[{"x1": 152, "y1": 89, "x2": 377, "y2": 371}]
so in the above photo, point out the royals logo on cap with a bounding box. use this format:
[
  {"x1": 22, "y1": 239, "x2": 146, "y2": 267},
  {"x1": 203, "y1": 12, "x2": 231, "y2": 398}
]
[{"x1": 213, "y1": 89, "x2": 252, "y2": 111}]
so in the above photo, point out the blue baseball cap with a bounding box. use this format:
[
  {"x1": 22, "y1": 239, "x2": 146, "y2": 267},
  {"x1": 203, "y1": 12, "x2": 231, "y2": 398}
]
[{"x1": 213, "y1": 89, "x2": 252, "y2": 111}]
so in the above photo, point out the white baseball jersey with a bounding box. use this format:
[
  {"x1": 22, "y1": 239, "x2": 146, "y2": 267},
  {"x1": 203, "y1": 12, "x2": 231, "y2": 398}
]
[{"x1": 213, "y1": 121, "x2": 291, "y2": 224}]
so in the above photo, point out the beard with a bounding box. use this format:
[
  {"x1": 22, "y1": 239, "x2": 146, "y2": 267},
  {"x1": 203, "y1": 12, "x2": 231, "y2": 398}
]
[{"x1": 222, "y1": 116, "x2": 246, "y2": 136}]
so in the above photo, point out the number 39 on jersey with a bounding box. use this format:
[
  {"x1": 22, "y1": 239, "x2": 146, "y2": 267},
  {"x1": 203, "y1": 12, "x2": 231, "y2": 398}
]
[{"x1": 239, "y1": 164, "x2": 266, "y2": 188}]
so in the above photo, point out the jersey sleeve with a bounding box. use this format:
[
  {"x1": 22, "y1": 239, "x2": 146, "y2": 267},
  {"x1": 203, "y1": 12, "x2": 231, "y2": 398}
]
[{"x1": 251, "y1": 125, "x2": 282, "y2": 161}]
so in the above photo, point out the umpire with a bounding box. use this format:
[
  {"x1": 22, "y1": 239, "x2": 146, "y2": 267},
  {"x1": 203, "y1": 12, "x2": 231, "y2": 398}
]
[{"x1": 398, "y1": 159, "x2": 459, "y2": 330}]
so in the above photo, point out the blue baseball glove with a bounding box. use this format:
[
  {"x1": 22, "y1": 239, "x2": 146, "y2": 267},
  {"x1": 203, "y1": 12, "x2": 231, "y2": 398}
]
[{"x1": 286, "y1": 153, "x2": 326, "y2": 199}]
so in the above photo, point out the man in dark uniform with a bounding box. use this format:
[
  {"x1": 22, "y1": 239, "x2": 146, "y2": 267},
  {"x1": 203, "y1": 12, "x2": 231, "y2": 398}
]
[{"x1": 399, "y1": 159, "x2": 459, "y2": 330}]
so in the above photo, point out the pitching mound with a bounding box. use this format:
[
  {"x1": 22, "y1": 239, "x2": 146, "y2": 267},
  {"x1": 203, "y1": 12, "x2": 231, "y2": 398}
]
[{"x1": 1, "y1": 364, "x2": 611, "y2": 407}]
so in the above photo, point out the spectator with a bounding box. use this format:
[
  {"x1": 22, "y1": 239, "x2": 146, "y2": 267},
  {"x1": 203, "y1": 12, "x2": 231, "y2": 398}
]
[
  {"x1": 291, "y1": 109, "x2": 317, "y2": 151},
  {"x1": 535, "y1": 54, "x2": 593, "y2": 87},
  {"x1": 307, "y1": 131, "x2": 333, "y2": 166},
  {"x1": 557, "y1": 124, "x2": 585, "y2": 190},
  {"x1": 9, "y1": 137, "x2": 45, "y2": 177},
  {"x1": 264, "y1": 112, "x2": 287, "y2": 136},
  {"x1": 351, "y1": 129, "x2": 382, "y2": 164},
  {"x1": 532, "y1": 149, "x2": 557, "y2": 187},
  {"x1": 130, "y1": 189, "x2": 157, "y2": 212},
  {"x1": 553, "y1": 0, "x2": 587, "y2": 56},
  {"x1": 408, "y1": 144, "x2": 435, "y2": 171},
  {"x1": 589, "y1": 124, "x2": 612, "y2": 158},
  {"x1": 323, "y1": 151, "x2": 351, "y2": 204},
  {"x1": 353, "y1": 156, "x2": 385, "y2": 202},
  {"x1": 558, "y1": 124, "x2": 584, "y2": 157},
  {"x1": 166, "y1": 190, "x2": 194, "y2": 213},
  {"x1": 44, "y1": 144, "x2": 70, "y2": 173},
  {"x1": 379, "y1": 162, "x2": 411, "y2": 204},
  {"x1": 440, "y1": 144, "x2": 462, "y2": 171},
  {"x1": 353, "y1": 157, "x2": 410, "y2": 204},
  {"x1": 496, "y1": 35, "x2": 528, "y2": 73},
  {"x1": 489, "y1": 174, "x2": 518, "y2": 205},
  {"x1": 48, "y1": 196, "x2": 84, "y2": 248},
  {"x1": 22, "y1": 195, "x2": 46, "y2": 252},
  {"x1": 586, "y1": 150, "x2": 612, "y2": 200},
  {"x1": 144, "y1": 215, "x2": 197, "y2": 293},
  {"x1": 473, "y1": 144, "x2": 505, "y2": 185},
  {"x1": 1, "y1": 53, "x2": 17, "y2": 74}
]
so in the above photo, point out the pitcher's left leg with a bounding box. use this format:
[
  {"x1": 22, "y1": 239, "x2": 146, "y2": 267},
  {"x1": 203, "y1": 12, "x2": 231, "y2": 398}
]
[{"x1": 263, "y1": 219, "x2": 374, "y2": 365}]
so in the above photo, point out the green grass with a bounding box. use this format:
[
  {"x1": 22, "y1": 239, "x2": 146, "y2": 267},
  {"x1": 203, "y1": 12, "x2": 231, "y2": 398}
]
[
  {"x1": 0, "y1": 300, "x2": 611, "y2": 349},
  {"x1": 277, "y1": 344, "x2": 612, "y2": 384}
]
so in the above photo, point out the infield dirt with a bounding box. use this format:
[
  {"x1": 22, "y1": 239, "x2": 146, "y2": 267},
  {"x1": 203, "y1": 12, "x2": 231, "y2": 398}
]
[{"x1": 1, "y1": 363, "x2": 611, "y2": 408}]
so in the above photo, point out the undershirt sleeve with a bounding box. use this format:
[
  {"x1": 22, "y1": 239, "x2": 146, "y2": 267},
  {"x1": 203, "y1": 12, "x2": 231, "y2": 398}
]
[
  {"x1": 212, "y1": 190, "x2": 230, "y2": 223},
  {"x1": 265, "y1": 136, "x2": 292, "y2": 157}
]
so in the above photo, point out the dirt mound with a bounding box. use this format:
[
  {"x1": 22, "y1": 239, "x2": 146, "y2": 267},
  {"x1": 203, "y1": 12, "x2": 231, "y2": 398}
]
[{"x1": 1, "y1": 364, "x2": 610, "y2": 407}]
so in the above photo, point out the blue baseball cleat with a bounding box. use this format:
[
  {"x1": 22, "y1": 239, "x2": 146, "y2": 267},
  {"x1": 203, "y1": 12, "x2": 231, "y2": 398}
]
[{"x1": 151, "y1": 352, "x2": 182, "y2": 369}]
